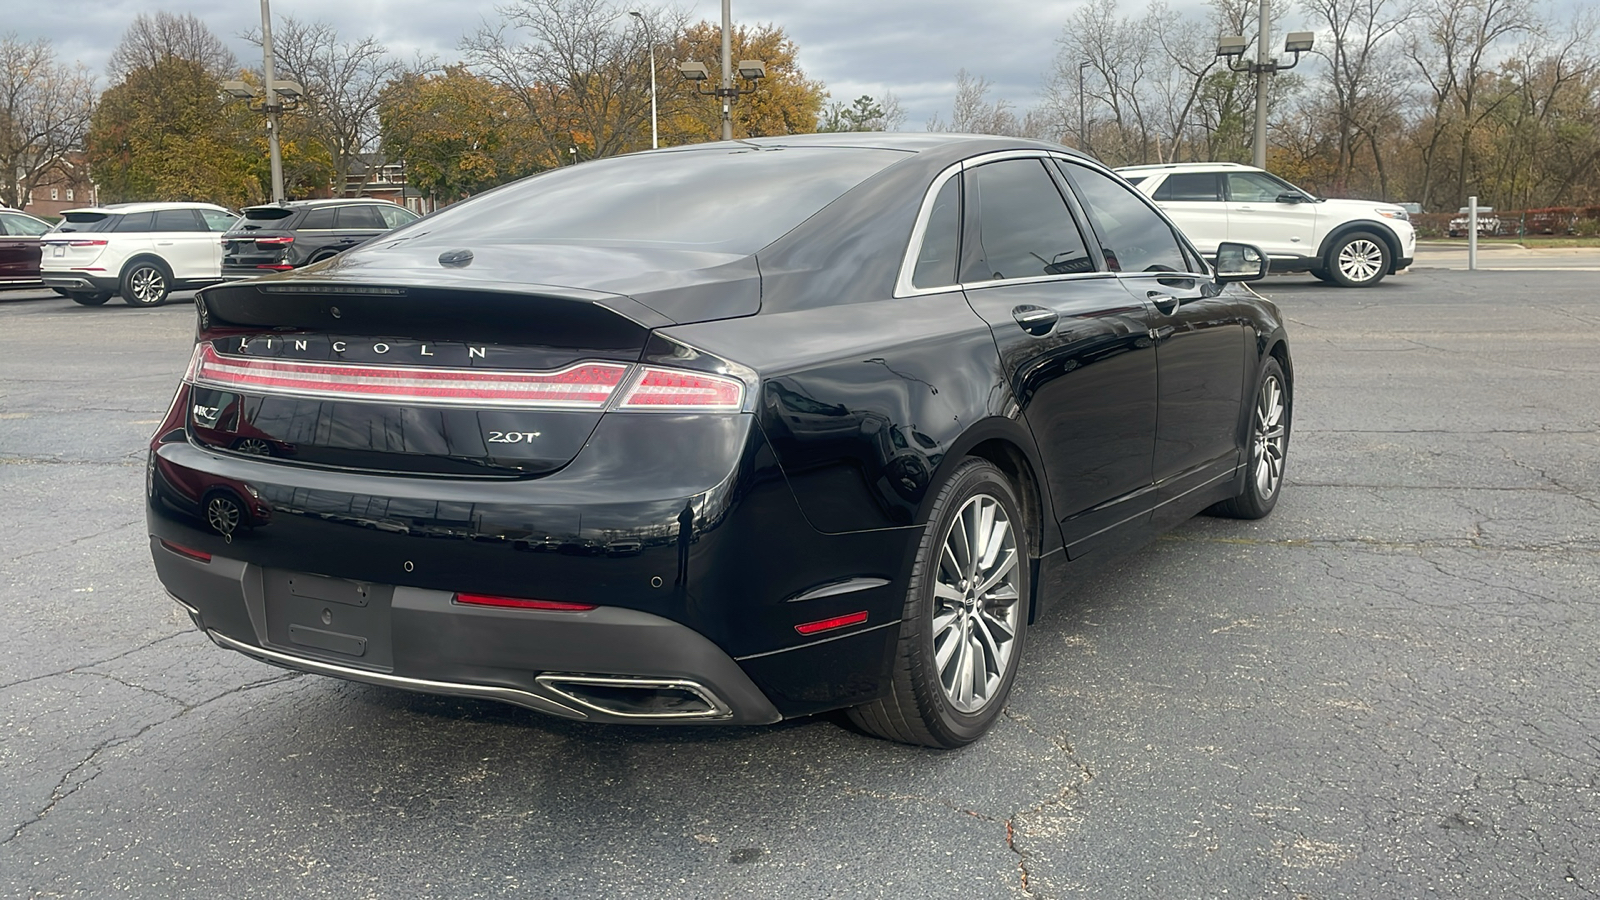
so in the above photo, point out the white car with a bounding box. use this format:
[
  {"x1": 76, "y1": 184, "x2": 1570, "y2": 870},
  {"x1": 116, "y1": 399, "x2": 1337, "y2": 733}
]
[
  {"x1": 40, "y1": 201, "x2": 239, "y2": 306},
  {"x1": 1448, "y1": 207, "x2": 1499, "y2": 238},
  {"x1": 1115, "y1": 162, "x2": 1415, "y2": 287}
]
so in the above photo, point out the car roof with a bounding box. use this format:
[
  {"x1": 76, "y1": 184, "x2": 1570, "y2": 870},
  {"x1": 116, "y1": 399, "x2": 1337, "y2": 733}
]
[
  {"x1": 58, "y1": 201, "x2": 233, "y2": 215},
  {"x1": 643, "y1": 131, "x2": 1097, "y2": 161},
  {"x1": 241, "y1": 198, "x2": 402, "y2": 212},
  {"x1": 1114, "y1": 162, "x2": 1258, "y2": 173}
]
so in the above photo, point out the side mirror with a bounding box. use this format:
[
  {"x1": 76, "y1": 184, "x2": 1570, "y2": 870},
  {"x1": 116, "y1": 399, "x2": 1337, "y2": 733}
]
[
  {"x1": 1275, "y1": 192, "x2": 1305, "y2": 204},
  {"x1": 1214, "y1": 242, "x2": 1268, "y2": 283}
]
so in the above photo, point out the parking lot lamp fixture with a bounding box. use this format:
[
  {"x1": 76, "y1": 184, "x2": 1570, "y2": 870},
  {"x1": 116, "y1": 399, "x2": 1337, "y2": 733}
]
[
  {"x1": 220, "y1": 1, "x2": 306, "y2": 203},
  {"x1": 628, "y1": 11, "x2": 659, "y2": 150},
  {"x1": 1216, "y1": 16, "x2": 1314, "y2": 169},
  {"x1": 675, "y1": 0, "x2": 764, "y2": 141}
]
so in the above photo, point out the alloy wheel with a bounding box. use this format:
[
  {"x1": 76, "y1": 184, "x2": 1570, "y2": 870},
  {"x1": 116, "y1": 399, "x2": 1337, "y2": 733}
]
[
  {"x1": 207, "y1": 496, "x2": 241, "y2": 536},
  {"x1": 129, "y1": 266, "x2": 166, "y2": 304},
  {"x1": 931, "y1": 494, "x2": 1021, "y2": 713},
  {"x1": 1252, "y1": 374, "x2": 1287, "y2": 500},
  {"x1": 1337, "y1": 239, "x2": 1384, "y2": 284}
]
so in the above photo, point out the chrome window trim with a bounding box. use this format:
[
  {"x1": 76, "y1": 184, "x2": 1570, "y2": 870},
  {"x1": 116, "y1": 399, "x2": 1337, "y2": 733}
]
[{"x1": 895, "y1": 149, "x2": 1215, "y2": 298}]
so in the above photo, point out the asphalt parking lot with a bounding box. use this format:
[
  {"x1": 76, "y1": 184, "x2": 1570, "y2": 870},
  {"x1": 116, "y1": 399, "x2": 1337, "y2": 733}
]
[{"x1": 2, "y1": 267, "x2": 1598, "y2": 898}]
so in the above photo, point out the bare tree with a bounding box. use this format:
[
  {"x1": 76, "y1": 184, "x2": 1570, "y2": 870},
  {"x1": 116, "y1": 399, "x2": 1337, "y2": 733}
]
[
  {"x1": 926, "y1": 70, "x2": 1041, "y2": 136},
  {"x1": 249, "y1": 18, "x2": 417, "y2": 196},
  {"x1": 1303, "y1": 0, "x2": 1415, "y2": 196},
  {"x1": 108, "y1": 11, "x2": 238, "y2": 80},
  {"x1": 463, "y1": 0, "x2": 684, "y2": 161},
  {"x1": 1404, "y1": 0, "x2": 1534, "y2": 207},
  {"x1": 0, "y1": 34, "x2": 97, "y2": 210}
]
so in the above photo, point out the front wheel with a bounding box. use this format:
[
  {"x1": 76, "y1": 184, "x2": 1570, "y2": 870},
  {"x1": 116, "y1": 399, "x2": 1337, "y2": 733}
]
[
  {"x1": 847, "y1": 458, "x2": 1029, "y2": 748},
  {"x1": 1208, "y1": 357, "x2": 1290, "y2": 519},
  {"x1": 121, "y1": 261, "x2": 170, "y2": 307},
  {"x1": 1325, "y1": 231, "x2": 1390, "y2": 287}
]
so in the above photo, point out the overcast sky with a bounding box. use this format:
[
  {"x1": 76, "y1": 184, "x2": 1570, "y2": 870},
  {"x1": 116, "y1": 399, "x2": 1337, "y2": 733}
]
[{"x1": 21, "y1": 0, "x2": 1094, "y2": 126}]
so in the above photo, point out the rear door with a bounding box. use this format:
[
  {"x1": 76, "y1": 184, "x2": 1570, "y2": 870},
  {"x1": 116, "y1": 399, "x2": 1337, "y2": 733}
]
[
  {"x1": 952, "y1": 154, "x2": 1159, "y2": 555},
  {"x1": 1148, "y1": 172, "x2": 1228, "y2": 254},
  {"x1": 332, "y1": 204, "x2": 388, "y2": 253},
  {"x1": 152, "y1": 208, "x2": 215, "y2": 281}
]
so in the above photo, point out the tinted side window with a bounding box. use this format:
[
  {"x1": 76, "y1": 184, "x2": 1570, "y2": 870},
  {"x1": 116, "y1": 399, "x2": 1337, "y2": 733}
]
[
  {"x1": 912, "y1": 176, "x2": 961, "y2": 289},
  {"x1": 1226, "y1": 173, "x2": 1283, "y2": 202},
  {"x1": 154, "y1": 209, "x2": 203, "y2": 232},
  {"x1": 960, "y1": 159, "x2": 1094, "y2": 283},
  {"x1": 1153, "y1": 173, "x2": 1221, "y2": 202},
  {"x1": 114, "y1": 212, "x2": 155, "y2": 233},
  {"x1": 0, "y1": 213, "x2": 48, "y2": 236},
  {"x1": 336, "y1": 205, "x2": 386, "y2": 230},
  {"x1": 1057, "y1": 162, "x2": 1187, "y2": 274},
  {"x1": 200, "y1": 209, "x2": 237, "y2": 232},
  {"x1": 378, "y1": 206, "x2": 418, "y2": 228},
  {"x1": 300, "y1": 208, "x2": 337, "y2": 229}
]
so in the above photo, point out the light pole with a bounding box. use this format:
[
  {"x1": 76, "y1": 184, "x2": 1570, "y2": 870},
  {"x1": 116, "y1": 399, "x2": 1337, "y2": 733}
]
[
  {"x1": 676, "y1": 0, "x2": 765, "y2": 141},
  {"x1": 1217, "y1": 20, "x2": 1314, "y2": 169},
  {"x1": 221, "y1": 0, "x2": 304, "y2": 203},
  {"x1": 628, "y1": 11, "x2": 659, "y2": 150},
  {"x1": 1077, "y1": 60, "x2": 1090, "y2": 152}
]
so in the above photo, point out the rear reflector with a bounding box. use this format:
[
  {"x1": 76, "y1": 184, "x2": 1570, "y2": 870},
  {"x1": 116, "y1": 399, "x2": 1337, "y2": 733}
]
[
  {"x1": 191, "y1": 343, "x2": 628, "y2": 409},
  {"x1": 454, "y1": 593, "x2": 596, "y2": 611},
  {"x1": 616, "y1": 366, "x2": 745, "y2": 411},
  {"x1": 159, "y1": 539, "x2": 212, "y2": 563},
  {"x1": 795, "y1": 610, "x2": 869, "y2": 635}
]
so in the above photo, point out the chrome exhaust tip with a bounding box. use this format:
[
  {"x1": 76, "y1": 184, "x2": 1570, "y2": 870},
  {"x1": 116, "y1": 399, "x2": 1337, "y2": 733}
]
[{"x1": 534, "y1": 674, "x2": 733, "y2": 720}]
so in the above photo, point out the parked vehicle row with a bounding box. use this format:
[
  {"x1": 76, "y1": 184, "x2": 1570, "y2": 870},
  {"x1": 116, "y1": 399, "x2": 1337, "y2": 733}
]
[
  {"x1": 25, "y1": 199, "x2": 415, "y2": 307},
  {"x1": 1116, "y1": 161, "x2": 1416, "y2": 287}
]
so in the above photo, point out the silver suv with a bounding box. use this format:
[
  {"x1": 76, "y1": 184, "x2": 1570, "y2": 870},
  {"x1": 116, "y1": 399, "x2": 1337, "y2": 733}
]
[
  {"x1": 40, "y1": 202, "x2": 238, "y2": 306},
  {"x1": 1116, "y1": 162, "x2": 1415, "y2": 287}
]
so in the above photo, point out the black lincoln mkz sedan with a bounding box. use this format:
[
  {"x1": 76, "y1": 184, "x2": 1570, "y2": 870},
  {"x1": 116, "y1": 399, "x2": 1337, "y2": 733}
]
[{"x1": 148, "y1": 134, "x2": 1290, "y2": 748}]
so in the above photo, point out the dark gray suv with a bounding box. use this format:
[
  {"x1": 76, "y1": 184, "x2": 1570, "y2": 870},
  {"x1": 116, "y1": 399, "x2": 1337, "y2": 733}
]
[{"x1": 220, "y1": 199, "x2": 419, "y2": 280}]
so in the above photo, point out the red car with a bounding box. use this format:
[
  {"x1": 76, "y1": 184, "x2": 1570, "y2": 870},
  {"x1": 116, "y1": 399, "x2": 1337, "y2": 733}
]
[{"x1": 0, "y1": 209, "x2": 52, "y2": 288}]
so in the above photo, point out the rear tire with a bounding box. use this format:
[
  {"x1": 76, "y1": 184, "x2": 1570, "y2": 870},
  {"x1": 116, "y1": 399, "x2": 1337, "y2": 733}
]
[
  {"x1": 847, "y1": 458, "x2": 1030, "y2": 748},
  {"x1": 121, "y1": 261, "x2": 171, "y2": 307},
  {"x1": 68, "y1": 291, "x2": 111, "y2": 306},
  {"x1": 1208, "y1": 357, "x2": 1289, "y2": 520}
]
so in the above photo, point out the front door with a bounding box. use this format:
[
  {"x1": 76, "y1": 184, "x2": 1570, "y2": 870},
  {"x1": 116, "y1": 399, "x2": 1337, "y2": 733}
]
[{"x1": 1223, "y1": 171, "x2": 1317, "y2": 260}]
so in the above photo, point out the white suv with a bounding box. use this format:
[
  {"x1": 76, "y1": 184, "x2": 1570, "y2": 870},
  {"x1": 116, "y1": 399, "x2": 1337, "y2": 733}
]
[
  {"x1": 1115, "y1": 162, "x2": 1415, "y2": 287},
  {"x1": 40, "y1": 202, "x2": 239, "y2": 306}
]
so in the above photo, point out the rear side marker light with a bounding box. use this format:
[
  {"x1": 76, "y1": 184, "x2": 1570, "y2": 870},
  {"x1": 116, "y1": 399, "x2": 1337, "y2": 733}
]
[
  {"x1": 795, "y1": 610, "x2": 869, "y2": 635},
  {"x1": 616, "y1": 366, "x2": 744, "y2": 411},
  {"x1": 455, "y1": 593, "x2": 596, "y2": 611},
  {"x1": 190, "y1": 344, "x2": 628, "y2": 409},
  {"x1": 160, "y1": 540, "x2": 212, "y2": 563}
]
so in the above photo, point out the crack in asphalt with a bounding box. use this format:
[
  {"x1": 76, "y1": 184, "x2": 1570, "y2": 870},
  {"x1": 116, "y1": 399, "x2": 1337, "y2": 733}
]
[
  {"x1": 1, "y1": 669, "x2": 302, "y2": 848},
  {"x1": 999, "y1": 708, "x2": 1096, "y2": 897},
  {"x1": 5, "y1": 518, "x2": 144, "y2": 564},
  {"x1": 0, "y1": 630, "x2": 189, "y2": 693}
]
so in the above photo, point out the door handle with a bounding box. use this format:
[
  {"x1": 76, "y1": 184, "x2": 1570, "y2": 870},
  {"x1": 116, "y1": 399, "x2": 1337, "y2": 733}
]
[
  {"x1": 1011, "y1": 305, "x2": 1058, "y2": 335},
  {"x1": 1147, "y1": 292, "x2": 1180, "y2": 314}
]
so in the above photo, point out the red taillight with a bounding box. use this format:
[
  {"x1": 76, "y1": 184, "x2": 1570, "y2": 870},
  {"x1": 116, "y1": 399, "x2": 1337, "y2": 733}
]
[
  {"x1": 190, "y1": 344, "x2": 628, "y2": 409},
  {"x1": 454, "y1": 593, "x2": 596, "y2": 611},
  {"x1": 68, "y1": 239, "x2": 108, "y2": 247},
  {"x1": 159, "y1": 539, "x2": 212, "y2": 563},
  {"x1": 795, "y1": 611, "x2": 869, "y2": 635},
  {"x1": 254, "y1": 236, "x2": 294, "y2": 245},
  {"x1": 616, "y1": 366, "x2": 744, "y2": 411},
  {"x1": 255, "y1": 264, "x2": 295, "y2": 270}
]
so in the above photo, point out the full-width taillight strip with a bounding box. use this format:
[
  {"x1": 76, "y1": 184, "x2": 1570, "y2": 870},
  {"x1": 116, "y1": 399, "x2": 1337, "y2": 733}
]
[{"x1": 191, "y1": 344, "x2": 627, "y2": 409}]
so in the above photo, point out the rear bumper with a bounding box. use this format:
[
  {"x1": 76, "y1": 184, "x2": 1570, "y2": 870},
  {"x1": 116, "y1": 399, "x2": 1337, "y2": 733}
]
[
  {"x1": 155, "y1": 538, "x2": 783, "y2": 724},
  {"x1": 42, "y1": 272, "x2": 118, "y2": 293}
]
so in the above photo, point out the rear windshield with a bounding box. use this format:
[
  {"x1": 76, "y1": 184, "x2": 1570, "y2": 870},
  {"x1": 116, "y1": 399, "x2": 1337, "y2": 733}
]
[
  {"x1": 402, "y1": 146, "x2": 908, "y2": 254},
  {"x1": 51, "y1": 212, "x2": 111, "y2": 233},
  {"x1": 244, "y1": 207, "x2": 295, "y2": 221}
]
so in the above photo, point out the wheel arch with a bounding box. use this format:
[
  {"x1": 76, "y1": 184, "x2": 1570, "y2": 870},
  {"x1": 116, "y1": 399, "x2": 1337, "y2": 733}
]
[
  {"x1": 922, "y1": 416, "x2": 1060, "y2": 561},
  {"x1": 119, "y1": 253, "x2": 175, "y2": 283},
  {"x1": 1316, "y1": 221, "x2": 1401, "y2": 273}
]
